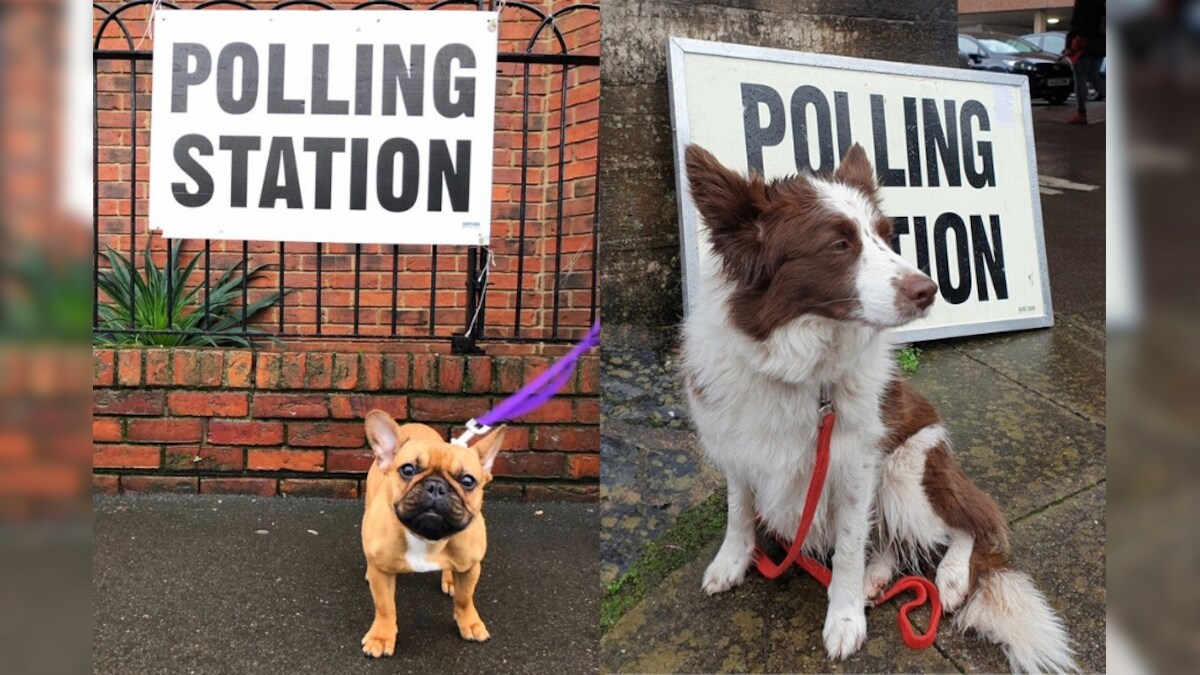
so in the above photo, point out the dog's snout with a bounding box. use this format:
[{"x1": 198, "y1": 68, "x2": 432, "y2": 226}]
[
  {"x1": 902, "y1": 274, "x2": 937, "y2": 310},
  {"x1": 423, "y1": 477, "x2": 449, "y2": 498}
]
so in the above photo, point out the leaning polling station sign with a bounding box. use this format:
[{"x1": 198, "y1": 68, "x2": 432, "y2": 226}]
[
  {"x1": 667, "y1": 38, "x2": 1054, "y2": 342},
  {"x1": 149, "y1": 10, "x2": 498, "y2": 246}
]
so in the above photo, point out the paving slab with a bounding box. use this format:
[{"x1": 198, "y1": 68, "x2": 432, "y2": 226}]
[
  {"x1": 600, "y1": 422, "x2": 721, "y2": 588},
  {"x1": 94, "y1": 495, "x2": 599, "y2": 675},
  {"x1": 1062, "y1": 310, "x2": 1105, "y2": 338},
  {"x1": 907, "y1": 345, "x2": 1105, "y2": 519},
  {"x1": 951, "y1": 317, "x2": 1106, "y2": 425},
  {"x1": 601, "y1": 541, "x2": 959, "y2": 674}
]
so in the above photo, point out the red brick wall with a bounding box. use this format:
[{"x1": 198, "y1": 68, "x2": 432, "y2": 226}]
[
  {"x1": 93, "y1": 343, "x2": 600, "y2": 500},
  {"x1": 93, "y1": 1, "x2": 599, "y2": 341}
]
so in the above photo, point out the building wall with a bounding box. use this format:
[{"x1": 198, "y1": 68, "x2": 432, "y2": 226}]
[
  {"x1": 958, "y1": 0, "x2": 1075, "y2": 34},
  {"x1": 959, "y1": 0, "x2": 1072, "y2": 13},
  {"x1": 598, "y1": 0, "x2": 960, "y2": 330}
]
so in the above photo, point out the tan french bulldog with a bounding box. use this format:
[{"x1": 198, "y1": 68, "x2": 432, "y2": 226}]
[{"x1": 359, "y1": 409, "x2": 506, "y2": 658}]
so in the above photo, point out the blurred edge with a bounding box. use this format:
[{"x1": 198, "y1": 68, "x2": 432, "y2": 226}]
[
  {"x1": 1108, "y1": 2, "x2": 1200, "y2": 674},
  {"x1": 0, "y1": 0, "x2": 93, "y2": 673},
  {"x1": 0, "y1": 0, "x2": 95, "y2": 506}
]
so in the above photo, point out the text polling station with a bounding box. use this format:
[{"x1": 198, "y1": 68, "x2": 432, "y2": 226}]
[
  {"x1": 149, "y1": 10, "x2": 498, "y2": 246},
  {"x1": 668, "y1": 38, "x2": 1053, "y2": 341}
]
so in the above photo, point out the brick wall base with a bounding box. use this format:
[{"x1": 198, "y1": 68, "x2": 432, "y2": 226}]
[{"x1": 92, "y1": 343, "x2": 599, "y2": 501}]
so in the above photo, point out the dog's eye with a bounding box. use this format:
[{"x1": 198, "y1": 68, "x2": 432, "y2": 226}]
[
  {"x1": 831, "y1": 240, "x2": 850, "y2": 252},
  {"x1": 399, "y1": 464, "x2": 417, "y2": 478},
  {"x1": 458, "y1": 474, "x2": 477, "y2": 490}
]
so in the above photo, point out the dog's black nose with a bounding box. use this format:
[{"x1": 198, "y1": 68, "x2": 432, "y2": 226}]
[
  {"x1": 902, "y1": 274, "x2": 937, "y2": 310},
  {"x1": 423, "y1": 477, "x2": 449, "y2": 498}
]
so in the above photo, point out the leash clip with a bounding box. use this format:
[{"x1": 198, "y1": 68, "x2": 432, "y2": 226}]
[
  {"x1": 818, "y1": 383, "x2": 835, "y2": 416},
  {"x1": 451, "y1": 418, "x2": 492, "y2": 447}
]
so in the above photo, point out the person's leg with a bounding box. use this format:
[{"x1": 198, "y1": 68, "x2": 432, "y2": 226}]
[
  {"x1": 1074, "y1": 57, "x2": 1092, "y2": 114},
  {"x1": 1067, "y1": 56, "x2": 1093, "y2": 123},
  {"x1": 1088, "y1": 57, "x2": 1106, "y2": 100}
]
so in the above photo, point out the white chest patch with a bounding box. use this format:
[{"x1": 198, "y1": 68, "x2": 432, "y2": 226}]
[{"x1": 404, "y1": 531, "x2": 443, "y2": 572}]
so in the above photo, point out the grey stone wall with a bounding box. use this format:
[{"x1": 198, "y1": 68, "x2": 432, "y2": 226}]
[{"x1": 599, "y1": 0, "x2": 959, "y2": 329}]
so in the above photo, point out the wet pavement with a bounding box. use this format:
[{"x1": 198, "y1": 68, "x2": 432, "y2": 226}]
[
  {"x1": 1031, "y1": 100, "x2": 1106, "y2": 315},
  {"x1": 600, "y1": 107, "x2": 1106, "y2": 672},
  {"x1": 94, "y1": 495, "x2": 599, "y2": 675}
]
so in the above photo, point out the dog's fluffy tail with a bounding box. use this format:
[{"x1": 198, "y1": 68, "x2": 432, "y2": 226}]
[{"x1": 952, "y1": 567, "x2": 1078, "y2": 674}]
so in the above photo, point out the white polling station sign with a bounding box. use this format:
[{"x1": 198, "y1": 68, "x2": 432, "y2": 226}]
[
  {"x1": 668, "y1": 38, "x2": 1054, "y2": 342},
  {"x1": 149, "y1": 10, "x2": 498, "y2": 246}
]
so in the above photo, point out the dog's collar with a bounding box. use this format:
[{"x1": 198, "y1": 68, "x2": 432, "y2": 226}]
[
  {"x1": 819, "y1": 383, "x2": 835, "y2": 415},
  {"x1": 451, "y1": 418, "x2": 492, "y2": 447}
]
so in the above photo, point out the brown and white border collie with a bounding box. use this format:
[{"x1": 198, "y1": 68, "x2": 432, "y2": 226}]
[{"x1": 680, "y1": 144, "x2": 1076, "y2": 673}]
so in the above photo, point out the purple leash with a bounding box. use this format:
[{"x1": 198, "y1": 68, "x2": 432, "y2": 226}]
[{"x1": 451, "y1": 321, "x2": 600, "y2": 446}]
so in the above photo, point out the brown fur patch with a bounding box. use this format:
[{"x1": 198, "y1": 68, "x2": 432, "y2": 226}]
[
  {"x1": 968, "y1": 543, "x2": 1010, "y2": 591},
  {"x1": 922, "y1": 441, "x2": 1010, "y2": 591},
  {"x1": 833, "y1": 143, "x2": 877, "y2": 195},
  {"x1": 684, "y1": 144, "x2": 771, "y2": 288},
  {"x1": 874, "y1": 214, "x2": 894, "y2": 241},
  {"x1": 685, "y1": 144, "x2": 874, "y2": 341},
  {"x1": 880, "y1": 379, "x2": 941, "y2": 450}
]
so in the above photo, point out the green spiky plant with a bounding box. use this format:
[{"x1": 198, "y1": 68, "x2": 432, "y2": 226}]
[{"x1": 94, "y1": 240, "x2": 284, "y2": 348}]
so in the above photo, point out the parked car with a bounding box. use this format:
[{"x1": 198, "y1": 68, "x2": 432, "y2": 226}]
[
  {"x1": 1021, "y1": 31, "x2": 1068, "y2": 56},
  {"x1": 1022, "y1": 31, "x2": 1105, "y2": 99},
  {"x1": 958, "y1": 32, "x2": 1074, "y2": 104}
]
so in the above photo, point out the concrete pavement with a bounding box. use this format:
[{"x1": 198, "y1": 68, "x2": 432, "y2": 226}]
[{"x1": 93, "y1": 495, "x2": 599, "y2": 675}]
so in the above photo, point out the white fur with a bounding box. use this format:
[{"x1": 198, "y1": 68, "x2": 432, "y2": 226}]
[
  {"x1": 875, "y1": 425, "x2": 955, "y2": 563},
  {"x1": 819, "y1": 181, "x2": 925, "y2": 327},
  {"x1": 864, "y1": 545, "x2": 897, "y2": 601},
  {"x1": 685, "y1": 269, "x2": 895, "y2": 660},
  {"x1": 954, "y1": 569, "x2": 1079, "y2": 673},
  {"x1": 404, "y1": 531, "x2": 443, "y2": 573},
  {"x1": 936, "y1": 529, "x2": 973, "y2": 612}
]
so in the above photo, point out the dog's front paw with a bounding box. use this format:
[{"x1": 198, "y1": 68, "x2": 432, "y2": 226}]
[
  {"x1": 823, "y1": 605, "x2": 867, "y2": 660},
  {"x1": 360, "y1": 627, "x2": 396, "y2": 658},
  {"x1": 441, "y1": 570, "x2": 455, "y2": 597},
  {"x1": 702, "y1": 550, "x2": 751, "y2": 595},
  {"x1": 456, "y1": 615, "x2": 490, "y2": 642}
]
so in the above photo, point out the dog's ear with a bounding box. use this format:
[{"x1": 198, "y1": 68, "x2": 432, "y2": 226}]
[
  {"x1": 685, "y1": 144, "x2": 769, "y2": 285},
  {"x1": 834, "y1": 143, "x2": 877, "y2": 194},
  {"x1": 364, "y1": 410, "x2": 408, "y2": 470},
  {"x1": 469, "y1": 425, "x2": 506, "y2": 479}
]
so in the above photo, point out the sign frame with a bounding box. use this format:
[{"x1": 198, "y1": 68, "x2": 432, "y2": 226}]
[
  {"x1": 148, "y1": 9, "x2": 499, "y2": 247},
  {"x1": 667, "y1": 37, "x2": 1055, "y2": 343}
]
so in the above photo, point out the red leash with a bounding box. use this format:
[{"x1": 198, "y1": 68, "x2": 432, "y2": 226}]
[{"x1": 752, "y1": 407, "x2": 942, "y2": 650}]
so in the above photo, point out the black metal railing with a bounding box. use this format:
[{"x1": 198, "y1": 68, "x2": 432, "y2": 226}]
[{"x1": 91, "y1": 0, "x2": 599, "y2": 353}]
